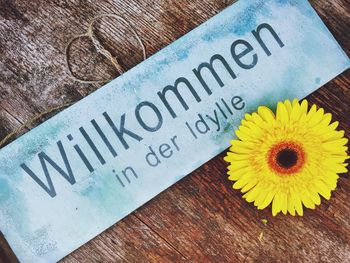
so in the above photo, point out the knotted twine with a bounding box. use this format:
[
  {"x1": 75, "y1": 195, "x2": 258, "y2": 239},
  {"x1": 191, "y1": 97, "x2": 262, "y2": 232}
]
[
  {"x1": 0, "y1": 14, "x2": 146, "y2": 148},
  {"x1": 65, "y1": 14, "x2": 146, "y2": 84}
]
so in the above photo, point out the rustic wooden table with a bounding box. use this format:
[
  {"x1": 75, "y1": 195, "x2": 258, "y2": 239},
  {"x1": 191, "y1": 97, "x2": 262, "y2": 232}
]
[{"x1": 0, "y1": 0, "x2": 349, "y2": 262}]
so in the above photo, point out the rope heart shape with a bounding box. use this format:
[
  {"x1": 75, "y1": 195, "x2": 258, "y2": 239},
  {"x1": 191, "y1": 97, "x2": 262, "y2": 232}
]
[{"x1": 65, "y1": 14, "x2": 146, "y2": 84}]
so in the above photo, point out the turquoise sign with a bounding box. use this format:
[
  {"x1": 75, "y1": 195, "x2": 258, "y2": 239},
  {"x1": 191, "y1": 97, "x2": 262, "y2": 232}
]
[{"x1": 0, "y1": 0, "x2": 349, "y2": 262}]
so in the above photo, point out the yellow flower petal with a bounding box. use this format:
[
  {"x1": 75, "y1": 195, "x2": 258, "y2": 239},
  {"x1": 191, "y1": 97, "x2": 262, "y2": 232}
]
[
  {"x1": 243, "y1": 183, "x2": 263, "y2": 203},
  {"x1": 308, "y1": 108, "x2": 324, "y2": 127},
  {"x1": 227, "y1": 160, "x2": 250, "y2": 171},
  {"x1": 290, "y1": 102, "x2": 302, "y2": 121},
  {"x1": 294, "y1": 195, "x2": 304, "y2": 216},
  {"x1": 324, "y1": 138, "x2": 348, "y2": 147},
  {"x1": 276, "y1": 102, "x2": 289, "y2": 123},
  {"x1": 308, "y1": 190, "x2": 321, "y2": 205},
  {"x1": 319, "y1": 113, "x2": 332, "y2": 127},
  {"x1": 284, "y1": 99, "x2": 293, "y2": 114},
  {"x1": 314, "y1": 180, "x2": 331, "y2": 200},
  {"x1": 304, "y1": 104, "x2": 317, "y2": 121},
  {"x1": 280, "y1": 192, "x2": 288, "y2": 215},
  {"x1": 224, "y1": 152, "x2": 250, "y2": 162},
  {"x1": 292, "y1": 98, "x2": 299, "y2": 107},
  {"x1": 253, "y1": 193, "x2": 265, "y2": 207},
  {"x1": 272, "y1": 192, "x2": 282, "y2": 216},
  {"x1": 323, "y1": 130, "x2": 345, "y2": 142},
  {"x1": 227, "y1": 169, "x2": 247, "y2": 181},
  {"x1": 301, "y1": 191, "x2": 315, "y2": 209},
  {"x1": 287, "y1": 194, "x2": 296, "y2": 216},
  {"x1": 300, "y1": 99, "x2": 308, "y2": 115},
  {"x1": 258, "y1": 106, "x2": 275, "y2": 123},
  {"x1": 235, "y1": 129, "x2": 251, "y2": 141},
  {"x1": 258, "y1": 188, "x2": 277, "y2": 210},
  {"x1": 241, "y1": 178, "x2": 259, "y2": 193}
]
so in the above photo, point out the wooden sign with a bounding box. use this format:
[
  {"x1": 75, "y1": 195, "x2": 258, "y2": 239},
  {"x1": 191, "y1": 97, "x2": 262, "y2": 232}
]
[{"x1": 0, "y1": 0, "x2": 349, "y2": 262}]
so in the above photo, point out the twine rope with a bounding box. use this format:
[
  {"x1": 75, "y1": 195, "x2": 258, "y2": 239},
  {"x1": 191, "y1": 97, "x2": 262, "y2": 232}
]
[
  {"x1": 0, "y1": 14, "x2": 146, "y2": 148},
  {"x1": 0, "y1": 103, "x2": 73, "y2": 147},
  {"x1": 65, "y1": 14, "x2": 147, "y2": 84}
]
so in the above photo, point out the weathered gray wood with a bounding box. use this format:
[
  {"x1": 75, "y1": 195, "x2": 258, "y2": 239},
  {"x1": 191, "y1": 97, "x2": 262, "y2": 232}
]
[{"x1": 0, "y1": 0, "x2": 349, "y2": 262}]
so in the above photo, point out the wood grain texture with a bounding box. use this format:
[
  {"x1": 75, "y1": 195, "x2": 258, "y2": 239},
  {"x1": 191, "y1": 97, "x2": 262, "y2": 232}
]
[{"x1": 0, "y1": 0, "x2": 349, "y2": 262}]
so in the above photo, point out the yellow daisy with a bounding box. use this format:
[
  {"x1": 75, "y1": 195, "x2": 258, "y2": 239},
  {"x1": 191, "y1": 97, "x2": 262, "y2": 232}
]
[{"x1": 224, "y1": 99, "x2": 349, "y2": 216}]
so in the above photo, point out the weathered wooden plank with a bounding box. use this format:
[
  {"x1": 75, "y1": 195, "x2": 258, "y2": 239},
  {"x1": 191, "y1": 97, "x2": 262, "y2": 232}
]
[
  {"x1": 0, "y1": 0, "x2": 349, "y2": 262},
  {"x1": 60, "y1": 215, "x2": 186, "y2": 263}
]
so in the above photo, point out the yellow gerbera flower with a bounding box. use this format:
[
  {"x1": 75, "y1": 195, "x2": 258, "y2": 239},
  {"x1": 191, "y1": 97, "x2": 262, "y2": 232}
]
[{"x1": 224, "y1": 99, "x2": 349, "y2": 216}]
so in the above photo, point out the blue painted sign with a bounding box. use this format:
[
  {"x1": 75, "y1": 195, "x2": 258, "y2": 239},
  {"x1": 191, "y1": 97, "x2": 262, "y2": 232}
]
[{"x1": 0, "y1": 0, "x2": 349, "y2": 262}]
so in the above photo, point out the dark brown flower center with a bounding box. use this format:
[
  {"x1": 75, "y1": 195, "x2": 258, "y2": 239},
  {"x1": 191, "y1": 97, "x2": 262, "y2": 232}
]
[
  {"x1": 267, "y1": 141, "x2": 306, "y2": 175},
  {"x1": 276, "y1": 149, "x2": 298, "y2": 168}
]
